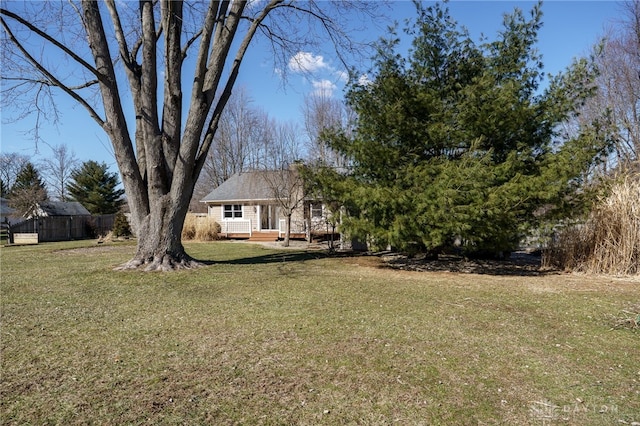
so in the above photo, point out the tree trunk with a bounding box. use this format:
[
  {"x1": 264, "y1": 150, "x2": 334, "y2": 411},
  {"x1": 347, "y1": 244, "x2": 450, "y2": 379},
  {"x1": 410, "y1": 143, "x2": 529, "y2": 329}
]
[
  {"x1": 2, "y1": 0, "x2": 370, "y2": 270},
  {"x1": 117, "y1": 196, "x2": 200, "y2": 271},
  {"x1": 283, "y1": 212, "x2": 292, "y2": 247}
]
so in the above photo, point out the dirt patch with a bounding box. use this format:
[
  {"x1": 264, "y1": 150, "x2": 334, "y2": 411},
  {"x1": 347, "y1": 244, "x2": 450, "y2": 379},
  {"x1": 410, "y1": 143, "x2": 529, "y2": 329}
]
[
  {"x1": 249, "y1": 240, "x2": 555, "y2": 276},
  {"x1": 54, "y1": 244, "x2": 132, "y2": 256}
]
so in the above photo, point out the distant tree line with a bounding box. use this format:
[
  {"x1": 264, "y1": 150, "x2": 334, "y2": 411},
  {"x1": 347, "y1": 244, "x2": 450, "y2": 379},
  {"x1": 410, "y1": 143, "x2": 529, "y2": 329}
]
[{"x1": 1, "y1": 151, "x2": 124, "y2": 218}]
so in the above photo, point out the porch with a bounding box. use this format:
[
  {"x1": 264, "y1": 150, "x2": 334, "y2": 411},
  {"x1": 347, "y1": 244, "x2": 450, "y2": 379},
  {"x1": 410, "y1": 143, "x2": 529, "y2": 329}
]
[{"x1": 218, "y1": 218, "x2": 308, "y2": 241}]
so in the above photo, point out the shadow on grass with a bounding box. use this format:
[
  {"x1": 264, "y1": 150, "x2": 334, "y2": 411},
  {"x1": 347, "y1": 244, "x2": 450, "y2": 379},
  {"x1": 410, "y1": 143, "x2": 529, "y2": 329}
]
[
  {"x1": 213, "y1": 249, "x2": 364, "y2": 266},
  {"x1": 200, "y1": 245, "x2": 556, "y2": 277},
  {"x1": 381, "y1": 252, "x2": 558, "y2": 277}
]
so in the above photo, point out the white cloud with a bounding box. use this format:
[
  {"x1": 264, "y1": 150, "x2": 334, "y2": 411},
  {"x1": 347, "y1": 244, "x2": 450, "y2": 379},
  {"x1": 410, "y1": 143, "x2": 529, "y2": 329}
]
[
  {"x1": 357, "y1": 73, "x2": 372, "y2": 86},
  {"x1": 312, "y1": 79, "x2": 337, "y2": 97},
  {"x1": 335, "y1": 70, "x2": 349, "y2": 83},
  {"x1": 288, "y1": 51, "x2": 329, "y2": 74}
]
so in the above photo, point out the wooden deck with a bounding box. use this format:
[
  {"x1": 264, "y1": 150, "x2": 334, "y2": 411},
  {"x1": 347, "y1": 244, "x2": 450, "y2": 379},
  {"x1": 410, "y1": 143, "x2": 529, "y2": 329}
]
[
  {"x1": 249, "y1": 231, "x2": 280, "y2": 242},
  {"x1": 220, "y1": 231, "x2": 307, "y2": 242}
]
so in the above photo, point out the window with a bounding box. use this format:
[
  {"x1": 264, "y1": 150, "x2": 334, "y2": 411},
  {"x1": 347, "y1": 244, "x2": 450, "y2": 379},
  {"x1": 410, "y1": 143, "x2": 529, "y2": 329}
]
[
  {"x1": 223, "y1": 204, "x2": 242, "y2": 219},
  {"x1": 310, "y1": 203, "x2": 323, "y2": 219}
]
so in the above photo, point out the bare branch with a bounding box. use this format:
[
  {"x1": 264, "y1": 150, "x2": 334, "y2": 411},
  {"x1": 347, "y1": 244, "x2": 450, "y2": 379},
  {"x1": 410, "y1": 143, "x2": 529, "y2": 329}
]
[
  {"x1": 182, "y1": 29, "x2": 203, "y2": 59},
  {"x1": 160, "y1": 0, "x2": 184, "y2": 178},
  {"x1": 0, "y1": 7, "x2": 100, "y2": 79},
  {"x1": 104, "y1": 0, "x2": 135, "y2": 71},
  {"x1": 196, "y1": 0, "x2": 283, "y2": 169},
  {"x1": 2, "y1": 76, "x2": 99, "y2": 90},
  {"x1": 0, "y1": 16, "x2": 104, "y2": 127}
]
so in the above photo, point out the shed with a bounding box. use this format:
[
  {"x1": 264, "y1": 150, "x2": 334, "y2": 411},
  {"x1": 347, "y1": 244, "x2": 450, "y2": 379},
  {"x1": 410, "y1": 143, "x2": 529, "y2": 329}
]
[
  {"x1": 27, "y1": 201, "x2": 91, "y2": 218},
  {"x1": 10, "y1": 201, "x2": 94, "y2": 242}
]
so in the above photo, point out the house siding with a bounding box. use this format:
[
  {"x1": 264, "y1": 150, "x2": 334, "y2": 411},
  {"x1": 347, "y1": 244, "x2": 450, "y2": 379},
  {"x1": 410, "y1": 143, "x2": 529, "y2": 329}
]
[
  {"x1": 208, "y1": 201, "x2": 308, "y2": 236},
  {"x1": 201, "y1": 170, "x2": 326, "y2": 240},
  {"x1": 209, "y1": 202, "x2": 259, "y2": 235},
  {"x1": 246, "y1": 204, "x2": 259, "y2": 231}
]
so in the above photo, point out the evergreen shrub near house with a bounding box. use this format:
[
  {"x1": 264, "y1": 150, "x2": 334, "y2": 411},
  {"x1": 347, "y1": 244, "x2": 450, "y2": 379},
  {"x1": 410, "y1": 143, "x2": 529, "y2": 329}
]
[{"x1": 312, "y1": 2, "x2": 609, "y2": 258}]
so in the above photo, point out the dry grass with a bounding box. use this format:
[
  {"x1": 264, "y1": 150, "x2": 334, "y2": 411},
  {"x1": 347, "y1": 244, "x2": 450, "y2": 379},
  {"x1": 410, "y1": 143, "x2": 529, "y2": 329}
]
[
  {"x1": 610, "y1": 302, "x2": 640, "y2": 330},
  {"x1": 1, "y1": 240, "x2": 639, "y2": 425},
  {"x1": 182, "y1": 213, "x2": 221, "y2": 241},
  {"x1": 544, "y1": 176, "x2": 640, "y2": 275}
]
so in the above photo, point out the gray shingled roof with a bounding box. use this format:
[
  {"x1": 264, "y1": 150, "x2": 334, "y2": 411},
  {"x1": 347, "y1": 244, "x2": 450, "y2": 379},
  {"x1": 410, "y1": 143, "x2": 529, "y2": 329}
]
[
  {"x1": 39, "y1": 201, "x2": 91, "y2": 216},
  {"x1": 201, "y1": 171, "x2": 290, "y2": 203}
]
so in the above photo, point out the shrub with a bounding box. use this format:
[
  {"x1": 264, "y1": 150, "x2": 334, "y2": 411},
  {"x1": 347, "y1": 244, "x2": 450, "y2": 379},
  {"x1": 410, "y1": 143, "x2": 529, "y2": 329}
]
[
  {"x1": 84, "y1": 217, "x2": 99, "y2": 239},
  {"x1": 112, "y1": 212, "x2": 132, "y2": 237},
  {"x1": 544, "y1": 175, "x2": 640, "y2": 275}
]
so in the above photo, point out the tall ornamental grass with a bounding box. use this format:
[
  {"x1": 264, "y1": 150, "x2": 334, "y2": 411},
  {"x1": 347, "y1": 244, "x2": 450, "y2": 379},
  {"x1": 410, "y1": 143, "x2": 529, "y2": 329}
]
[
  {"x1": 181, "y1": 213, "x2": 221, "y2": 241},
  {"x1": 544, "y1": 175, "x2": 640, "y2": 275}
]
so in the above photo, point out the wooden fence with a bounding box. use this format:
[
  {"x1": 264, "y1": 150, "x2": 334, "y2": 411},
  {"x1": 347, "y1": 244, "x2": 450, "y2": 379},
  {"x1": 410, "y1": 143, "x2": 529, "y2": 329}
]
[
  {"x1": 0, "y1": 223, "x2": 9, "y2": 244},
  {"x1": 7, "y1": 214, "x2": 116, "y2": 243}
]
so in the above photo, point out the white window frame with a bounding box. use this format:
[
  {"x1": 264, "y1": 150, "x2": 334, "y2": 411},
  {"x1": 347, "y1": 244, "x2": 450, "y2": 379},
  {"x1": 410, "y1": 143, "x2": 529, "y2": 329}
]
[
  {"x1": 310, "y1": 203, "x2": 324, "y2": 219},
  {"x1": 222, "y1": 204, "x2": 243, "y2": 219}
]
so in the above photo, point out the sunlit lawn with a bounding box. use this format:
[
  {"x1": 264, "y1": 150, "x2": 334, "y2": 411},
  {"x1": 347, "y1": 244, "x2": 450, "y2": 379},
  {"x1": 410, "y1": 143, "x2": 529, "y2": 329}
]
[{"x1": 1, "y1": 240, "x2": 638, "y2": 425}]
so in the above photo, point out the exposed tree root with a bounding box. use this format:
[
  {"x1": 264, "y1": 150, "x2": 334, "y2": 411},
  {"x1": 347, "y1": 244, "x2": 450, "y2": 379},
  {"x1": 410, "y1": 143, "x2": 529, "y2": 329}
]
[{"x1": 114, "y1": 253, "x2": 205, "y2": 272}]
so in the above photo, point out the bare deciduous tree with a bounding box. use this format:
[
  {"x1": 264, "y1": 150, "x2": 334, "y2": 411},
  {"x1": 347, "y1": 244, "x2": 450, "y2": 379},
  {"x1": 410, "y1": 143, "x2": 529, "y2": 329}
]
[
  {"x1": 1, "y1": 1, "x2": 377, "y2": 270},
  {"x1": 197, "y1": 88, "x2": 268, "y2": 192},
  {"x1": 262, "y1": 165, "x2": 305, "y2": 247},
  {"x1": 267, "y1": 120, "x2": 303, "y2": 169},
  {"x1": 0, "y1": 152, "x2": 30, "y2": 197},
  {"x1": 302, "y1": 91, "x2": 351, "y2": 167},
  {"x1": 39, "y1": 144, "x2": 79, "y2": 201},
  {"x1": 583, "y1": 0, "x2": 640, "y2": 173}
]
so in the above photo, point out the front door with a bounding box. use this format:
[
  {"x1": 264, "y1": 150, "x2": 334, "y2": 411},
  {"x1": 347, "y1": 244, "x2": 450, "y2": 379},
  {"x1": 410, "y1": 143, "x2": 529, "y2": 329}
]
[{"x1": 260, "y1": 205, "x2": 279, "y2": 230}]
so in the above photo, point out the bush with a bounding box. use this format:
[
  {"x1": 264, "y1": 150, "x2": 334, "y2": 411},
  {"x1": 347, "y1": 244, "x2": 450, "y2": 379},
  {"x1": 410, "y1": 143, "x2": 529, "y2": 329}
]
[
  {"x1": 112, "y1": 212, "x2": 132, "y2": 237},
  {"x1": 544, "y1": 175, "x2": 640, "y2": 275},
  {"x1": 182, "y1": 214, "x2": 221, "y2": 241}
]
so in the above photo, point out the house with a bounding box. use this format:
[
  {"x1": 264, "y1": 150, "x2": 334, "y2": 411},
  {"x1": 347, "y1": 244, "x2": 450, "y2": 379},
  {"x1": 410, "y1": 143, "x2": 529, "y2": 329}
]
[{"x1": 201, "y1": 170, "x2": 332, "y2": 241}]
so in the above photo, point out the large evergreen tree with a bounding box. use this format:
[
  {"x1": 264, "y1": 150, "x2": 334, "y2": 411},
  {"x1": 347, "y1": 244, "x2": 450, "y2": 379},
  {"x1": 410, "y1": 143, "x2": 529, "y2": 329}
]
[
  {"x1": 315, "y1": 2, "x2": 610, "y2": 256},
  {"x1": 67, "y1": 161, "x2": 125, "y2": 215},
  {"x1": 8, "y1": 162, "x2": 48, "y2": 216}
]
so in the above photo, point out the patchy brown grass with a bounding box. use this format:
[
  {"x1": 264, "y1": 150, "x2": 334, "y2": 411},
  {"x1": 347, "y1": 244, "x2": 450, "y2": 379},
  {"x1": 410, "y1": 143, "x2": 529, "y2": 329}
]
[{"x1": 1, "y1": 240, "x2": 638, "y2": 425}]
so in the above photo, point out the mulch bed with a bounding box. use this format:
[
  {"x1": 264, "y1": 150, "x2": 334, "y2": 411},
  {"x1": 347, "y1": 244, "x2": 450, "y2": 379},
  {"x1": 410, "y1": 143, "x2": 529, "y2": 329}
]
[{"x1": 379, "y1": 251, "x2": 556, "y2": 276}]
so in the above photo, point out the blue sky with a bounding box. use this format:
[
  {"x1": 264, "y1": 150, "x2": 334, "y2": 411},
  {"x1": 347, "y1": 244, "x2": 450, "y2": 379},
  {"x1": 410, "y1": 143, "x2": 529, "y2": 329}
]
[{"x1": 0, "y1": 1, "x2": 626, "y2": 177}]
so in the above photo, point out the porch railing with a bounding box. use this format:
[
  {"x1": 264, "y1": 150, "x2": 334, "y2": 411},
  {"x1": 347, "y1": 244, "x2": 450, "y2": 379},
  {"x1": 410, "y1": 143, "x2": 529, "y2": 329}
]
[
  {"x1": 221, "y1": 219, "x2": 252, "y2": 237},
  {"x1": 278, "y1": 218, "x2": 307, "y2": 238}
]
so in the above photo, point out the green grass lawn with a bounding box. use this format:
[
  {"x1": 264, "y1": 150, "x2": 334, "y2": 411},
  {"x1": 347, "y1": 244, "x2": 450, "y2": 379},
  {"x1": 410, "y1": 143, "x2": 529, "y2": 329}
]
[{"x1": 1, "y1": 240, "x2": 638, "y2": 425}]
